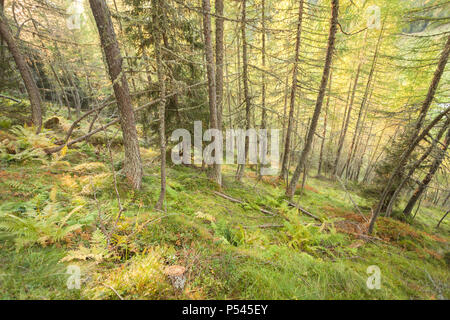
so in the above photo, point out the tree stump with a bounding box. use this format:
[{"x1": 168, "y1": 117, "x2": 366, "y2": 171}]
[{"x1": 164, "y1": 265, "x2": 186, "y2": 291}]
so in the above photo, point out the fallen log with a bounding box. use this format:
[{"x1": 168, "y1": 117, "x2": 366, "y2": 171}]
[
  {"x1": 243, "y1": 223, "x2": 284, "y2": 229},
  {"x1": 213, "y1": 191, "x2": 244, "y2": 204},
  {"x1": 213, "y1": 191, "x2": 278, "y2": 217},
  {"x1": 284, "y1": 200, "x2": 322, "y2": 222}
]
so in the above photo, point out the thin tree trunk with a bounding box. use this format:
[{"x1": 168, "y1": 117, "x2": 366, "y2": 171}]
[
  {"x1": 260, "y1": 0, "x2": 266, "y2": 131},
  {"x1": 280, "y1": 0, "x2": 304, "y2": 180},
  {"x1": 286, "y1": 0, "x2": 339, "y2": 199},
  {"x1": 403, "y1": 127, "x2": 450, "y2": 217},
  {"x1": 236, "y1": 0, "x2": 251, "y2": 181},
  {"x1": 0, "y1": 0, "x2": 4, "y2": 81},
  {"x1": 318, "y1": 70, "x2": 332, "y2": 176},
  {"x1": 202, "y1": 0, "x2": 221, "y2": 185},
  {"x1": 215, "y1": 0, "x2": 224, "y2": 132},
  {"x1": 154, "y1": 0, "x2": 167, "y2": 210},
  {"x1": 258, "y1": 0, "x2": 267, "y2": 178},
  {"x1": 89, "y1": 0, "x2": 143, "y2": 190},
  {"x1": 437, "y1": 211, "x2": 449, "y2": 228},
  {"x1": 333, "y1": 65, "x2": 361, "y2": 176},
  {"x1": 280, "y1": 73, "x2": 290, "y2": 164},
  {"x1": 0, "y1": 8, "x2": 42, "y2": 133},
  {"x1": 354, "y1": 119, "x2": 374, "y2": 181},
  {"x1": 344, "y1": 28, "x2": 382, "y2": 178}
]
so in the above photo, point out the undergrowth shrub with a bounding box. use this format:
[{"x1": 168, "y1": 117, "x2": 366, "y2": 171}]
[{"x1": 86, "y1": 248, "x2": 171, "y2": 299}]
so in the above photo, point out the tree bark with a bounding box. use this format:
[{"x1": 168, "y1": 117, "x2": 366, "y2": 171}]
[
  {"x1": 286, "y1": 0, "x2": 339, "y2": 199},
  {"x1": 0, "y1": 7, "x2": 42, "y2": 133},
  {"x1": 153, "y1": 0, "x2": 167, "y2": 210},
  {"x1": 236, "y1": 0, "x2": 251, "y2": 181},
  {"x1": 202, "y1": 0, "x2": 221, "y2": 185},
  {"x1": 89, "y1": 0, "x2": 143, "y2": 190},
  {"x1": 215, "y1": 0, "x2": 224, "y2": 132},
  {"x1": 280, "y1": 0, "x2": 304, "y2": 180}
]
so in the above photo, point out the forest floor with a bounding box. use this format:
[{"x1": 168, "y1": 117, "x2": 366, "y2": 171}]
[{"x1": 0, "y1": 112, "x2": 449, "y2": 300}]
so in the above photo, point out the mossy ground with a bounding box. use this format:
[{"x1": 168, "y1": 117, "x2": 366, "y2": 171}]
[{"x1": 0, "y1": 121, "x2": 448, "y2": 300}]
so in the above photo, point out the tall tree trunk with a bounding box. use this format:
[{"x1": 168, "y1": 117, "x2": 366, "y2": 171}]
[
  {"x1": 280, "y1": 73, "x2": 290, "y2": 164},
  {"x1": 344, "y1": 28, "x2": 382, "y2": 178},
  {"x1": 354, "y1": 118, "x2": 374, "y2": 181},
  {"x1": 280, "y1": 0, "x2": 304, "y2": 180},
  {"x1": 333, "y1": 65, "x2": 361, "y2": 176},
  {"x1": 318, "y1": 70, "x2": 332, "y2": 176},
  {"x1": 202, "y1": 0, "x2": 221, "y2": 185},
  {"x1": 403, "y1": 127, "x2": 450, "y2": 217},
  {"x1": 352, "y1": 81, "x2": 375, "y2": 180},
  {"x1": 0, "y1": 7, "x2": 42, "y2": 133},
  {"x1": 286, "y1": 0, "x2": 339, "y2": 199},
  {"x1": 0, "y1": 0, "x2": 5, "y2": 83},
  {"x1": 258, "y1": 0, "x2": 267, "y2": 178},
  {"x1": 368, "y1": 36, "x2": 450, "y2": 233},
  {"x1": 112, "y1": 0, "x2": 137, "y2": 93},
  {"x1": 89, "y1": 0, "x2": 143, "y2": 190},
  {"x1": 154, "y1": 0, "x2": 167, "y2": 210},
  {"x1": 215, "y1": 0, "x2": 224, "y2": 132},
  {"x1": 236, "y1": 0, "x2": 251, "y2": 181},
  {"x1": 260, "y1": 0, "x2": 267, "y2": 132}
]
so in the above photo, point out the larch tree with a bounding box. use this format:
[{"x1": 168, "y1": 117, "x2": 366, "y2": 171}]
[
  {"x1": 280, "y1": 0, "x2": 304, "y2": 181},
  {"x1": 368, "y1": 35, "x2": 450, "y2": 233},
  {"x1": 89, "y1": 0, "x2": 143, "y2": 190},
  {"x1": 286, "y1": 0, "x2": 339, "y2": 199}
]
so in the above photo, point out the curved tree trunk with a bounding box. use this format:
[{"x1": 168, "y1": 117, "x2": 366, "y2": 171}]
[
  {"x1": 286, "y1": 0, "x2": 339, "y2": 199},
  {"x1": 89, "y1": 0, "x2": 143, "y2": 190},
  {"x1": 0, "y1": 7, "x2": 42, "y2": 133}
]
